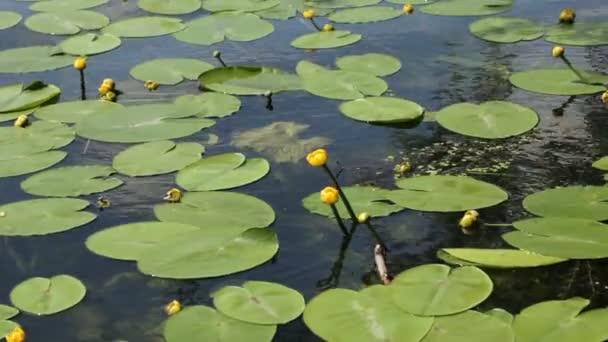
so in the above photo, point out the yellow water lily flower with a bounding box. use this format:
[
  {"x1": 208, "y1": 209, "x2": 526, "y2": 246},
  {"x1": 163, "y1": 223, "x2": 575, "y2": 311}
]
[
  {"x1": 144, "y1": 80, "x2": 160, "y2": 91},
  {"x1": 102, "y1": 91, "x2": 117, "y2": 102},
  {"x1": 73, "y1": 56, "x2": 87, "y2": 71},
  {"x1": 98, "y1": 84, "x2": 112, "y2": 96},
  {"x1": 322, "y1": 24, "x2": 335, "y2": 32},
  {"x1": 96, "y1": 196, "x2": 111, "y2": 209},
  {"x1": 552, "y1": 46, "x2": 565, "y2": 58},
  {"x1": 164, "y1": 188, "x2": 182, "y2": 203},
  {"x1": 465, "y1": 209, "x2": 479, "y2": 219},
  {"x1": 303, "y1": 9, "x2": 315, "y2": 19},
  {"x1": 102, "y1": 78, "x2": 115, "y2": 90},
  {"x1": 13, "y1": 115, "x2": 28, "y2": 128},
  {"x1": 320, "y1": 186, "x2": 339, "y2": 205},
  {"x1": 357, "y1": 212, "x2": 370, "y2": 224},
  {"x1": 6, "y1": 326, "x2": 25, "y2": 342},
  {"x1": 165, "y1": 300, "x2": 182, "y2": 316},
  {"x1": 459, "y1": 211, "x2": 478, "y2": 229},
  {"x1": 403, "y1": 3, "x2": 414, "y2": 14},
  {"x1": 306, "y1": 148, "x2": 328, "y2": 167},
  {"x1": 601, "y1": 91, "x2": 608, "y2": 104},
  {"x1": 559, "y1": 8, "x2": 575, "y2": 24}
]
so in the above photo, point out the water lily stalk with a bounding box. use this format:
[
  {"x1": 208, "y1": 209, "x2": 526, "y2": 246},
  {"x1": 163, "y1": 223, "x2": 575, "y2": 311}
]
[
  {"x1": 264, "y1": 90, "x2": 273, "y2": 110},
  {"x1": 365, "y1": 220, "x2": 389, "y2": 252},
  {"x1": 374, "y1": 244, "x2": 391, "y2": 285},
  {"x1": 322, "y1": 164, "x2": 358, "y2": 221},
  {"x1": 329, "y1": 203, "x2": 348, "y2": 235},
  {"x1": 213, "y1": 51, "x2": 227, "y2": 67},
  {"x1": 558, "y1": 54, "x2": 590, "y2": 84},
  {"x1": 79, "y1": 69, "x2": 86, "y2": 100},
  {"x1": 310, "y1": 18, "x2": 322, "y2": 32}
]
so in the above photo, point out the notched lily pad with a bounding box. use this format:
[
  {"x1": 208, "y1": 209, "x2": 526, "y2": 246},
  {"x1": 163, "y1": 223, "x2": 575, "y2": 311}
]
[
  {"x1": 0, "y1": 11, "x2": 22, "y2": 30},
  {"x1": 20, "y1": 165, "x2": 123, "y2": 197},
  {"x1": 25, "y1": 10, "x2": 109, "y2": 35},
  {"x1": 0, "y1": 46, "x2": 73, "y2": 73},
  {"x1": 329, "y1": 6, "x2": 403, "y2": 23},
  {"x1": 130, "y1": 58, "x2": 214, "y2": 85},
  {"x1": 522, "y1": 186, "x2": 608, "y2": 220},
  {"x1": 339, "y1": 96, "x2": 424, "y2": 124},
  {"x1": 420, "y1": 0, "x2": 513, "y2": 16},
  {"x1": 113, "y1": 140, "x2": 204, "y2": 177},
  {"x1": 510, "y1": 68, "x2": 608, "y2": 95},
  {"x1": 199, "y1": 66, "x2": 301, "y2": 95},
  {"x1": 10, "y1": 275, "x2": 86, "y2": 315},
  {"x1": 174, "y1": 13, "x2": 274, "y2": 46},
  {"x1": 421, "y1": 310, "x2": 514, "y2": 342},
  {"x1": 138, "y1": 0, "x2": 202, "y2": 15},
  {"x1": 102, "y1": 16, "x2": 185, "y2": 38},
  {"x1": 469, "y1": 16, "x2": 544, "y2": 43},
  {"x1": 34, "y1": 99, "x2": 123, "y2": 123},
  {"x1": 545, "y1": 22, "x2": 608, "y2": 46},
  {"x1": 336, "y1": 53, "x2": 402, "y2": 77},
  {"x1": 174, "y1": 93, "x2": 241, "y2": 118},
  {"x1": 291, "y1": 30, "x2": 361, "y2": 49},
  {"x1": 30, "y1": 0, "x2": 109, "y2": 11},
  {"x1": 59, "y1": 33, "x2": 122, "y2": 56},
  {"x1": 440, "y1": 248, "x2": 566, "y2": 268},
  {"x1": 0, "y1": 82, "x2": 60, "y2": 113}
]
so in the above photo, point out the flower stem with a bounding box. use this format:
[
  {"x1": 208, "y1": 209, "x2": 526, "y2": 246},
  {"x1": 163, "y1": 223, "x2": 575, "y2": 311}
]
[
  {"x1": 215, "y1": 55, "x2": 227, "y2": 67},
  {"x1": 366, "y1": 221, "x2": 389, "y2": 252},
  {"x1": 310, "y1": 18, "x2": 322, "y2": 31},
  {"x1": 330, "y1": 204, "x2": 348, "y2": 236},
  {"x1": 560, "y1": 55, "x2": 589, "y2": 84},
  {"x1": 323, "y1": 164, "x2": 358, "y2": 221},
  {"x1": 79, "y1": 70, "x2": 86, "y2": 100}
]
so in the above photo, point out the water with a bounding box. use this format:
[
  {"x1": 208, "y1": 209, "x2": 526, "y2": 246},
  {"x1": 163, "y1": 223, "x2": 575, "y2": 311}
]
[{"x1": 1, "y1": 0, "x2": 608, "y2": 340}]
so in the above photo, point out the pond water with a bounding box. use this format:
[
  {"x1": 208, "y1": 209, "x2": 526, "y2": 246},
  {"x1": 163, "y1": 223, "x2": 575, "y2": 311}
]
[{"x1": 0, "y1": 0, "x2": 608, "y2": 341}]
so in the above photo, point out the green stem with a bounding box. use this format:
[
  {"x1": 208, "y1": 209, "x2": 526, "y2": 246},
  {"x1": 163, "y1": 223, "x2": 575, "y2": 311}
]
[
  {"x1": 366, "y1": 221, "x2": 389, "y2": 252},
  {"x1": 79, "y1": 70, "x2": 86, "y2": 100},
  {"x1": 310, "y1": 18, "x2": 322, "y2": 31},
  {"x1": 330, "y1": 204, "x2": 348, "y2": 235},
  {"x1": 323, "y1": 164, "x2": 358, "y2": 221},
  {"x1": 561, "y1": 55, "x2": 589, "y2": 84}
]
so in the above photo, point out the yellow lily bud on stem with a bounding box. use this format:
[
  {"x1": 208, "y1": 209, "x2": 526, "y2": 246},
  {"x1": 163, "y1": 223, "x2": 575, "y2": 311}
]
[
  {"x1": 164, "y1": 188, "x2": 182, "y2": 203},
  {"x1": 403, "y1": 3, "x2": 414, "y2": 14},
  {"x1": 74, "y1": 57, "x2": 88, "y2": 100},
  {"x1": 102, "y1": 78, "x2": 115, "y2": 90},
  {"x1": 601, "y1": 91, "x2": 608, "y2": 104},
  {"x1": 459, "y1": 210, "x2": 480, "y2": 235},
  {"x1": 144, "y1": 80, "x2": 160, "y2": 91},
  {"x1": 322, "y1": 24, "x2": 335, "y2": 32},
  {"x1": 307, "y1": 148, "x2": 328, "y2": 167},
  {"x1": 6, "y1": 326, "x2": 25, "y2": 342},
  {"x1": 103, "y1": 91, "x2": 117, "y2": 102},
  {"x1": 13, "y1": 114, "x2": 28, "y2": 128},
  {"x1": 165, "y1": 300, "x2": 182, "y2": 316},
  {"x1": 559, "y1": 8, "x2": 576, "y2": 24},
  {"x1": 213, "y1": 50, "x2": 227, "y2": 67}
]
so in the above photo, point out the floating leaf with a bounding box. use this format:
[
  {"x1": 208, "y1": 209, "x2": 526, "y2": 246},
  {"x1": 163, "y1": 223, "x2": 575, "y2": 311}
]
[
  {"x1": 138, "y1": 228, "x2": 279, "y2": 279},
  {"x1": 174, "y1": 93, "x2": 241, "y2": 118},
  {"x1": 212, "y1": 281, "x2": 305, "y2": 324},
  {"x1": 522, "y1": 186, "x2": 608, "y2": 220},
  {"x1": 255, "y1": 0, "x2": 302, "y2": 20},
  {"x1": 303, "y1": 186, "x2": 403, "y2": 219},
  {"x1": 0, "y1": 121, "x2": 74, "y2": 153},
  {"x1": 30, "y1": 0, "x2": 109, "y2": 11},
  {"x1": 469, "y1": 17, "x2": 544, "y2": 43},
  {"x1": 336, "y1": 53, "x2": 402, "y2": 77},
  {"x1": 130, "y1": 58, "x2": 214, "y2": 85},
  {"x1": 391, "y1": 264, "x2": 493, "y2": 316},
  {"x1": 0, "y1": 11, "x2": 22, "y2": 30},
  {"x1": 0, "y1": 151, "x2": 67, "y2": 178},
  {"x1": 329, "y1": 6, "x2": 403, "y2": 23},
  {"x1": 10, "y1": 275, "x2": 86, "y2": 315},
  {"x1": 0, "y1": 46, "x2": 73, "y2": 73},
  {"x1": 304, "y1": 286, "x2": 434, "y2": 342},
  {"x1": 164, "y1": 306, "x2": 276, "y2": 342},
  {"x1": 291, "y1": 30, "x2": 361, "y2": 49},
  {"x1": 59, "y1": 33, "x2": 121, "y2": 56},
  {"x1": 421, "y1": 310, "x2": 514, "y2": 342},
  {"x1": 174, "y1": 13, "x2": 274, "y2": 46},
  {"x1": 25, "y1": 10, "x2": 109, "y2": 35},
  {"x1": 203, "y1": 0, "x2": 280, "y2": 12},
  {"x1": 0, "y1": 109, "x2": 34, "y2": 123},
  {"x1": 592, "y1": 157, "x2": 608, "y2": 171},
  {"x1": 0, "y1": 82, "x2": 60, "y2": 113},
  {"x1": 0, "y1": 306, "x2": 18, "y2": 320},
  {"x1": 435, "y1": 101, "x2": 538, "y2": 139},
  {"x1": 176, "y1": 153, "x2": 270, "y2": 191},
  {"x1": 386, "y1": 175, "x2": 508, "y2": 212},
  {"x1": 545, "y1": 22, "x2": 608, "y2": 46},
  {"x1": 102, "y1": 16, "x2": 185, "y2": 38},
  {"x1": 86, "y1": 221, "x2": 201, "y2": 261},
  {"x1": 0, "y1": 321, "x2": 18, "y2": 338},
  {"x1": 305, "y1": 0, "x2": 380, "y2": 9},
  {"x1": 138, "y1": 0, "x2": 202, "y2": 15},
  {"x1": 420, "y1": 0, "x2": 512, "y2": 16},
  {"x1": 34, "y1": 99, "x2": 123, "y2": 123},
  {"x1": 385, "y1": 0, "x2": 438, "y2": 4},
  {"x1": 485, "y1": 308, "x2": 514, "y2": 326},
  {"x1": 199, "y1": 66, "x2": 301, "y2": 95},
  {"x1": 509, "y1": 68, "x2": 608, "y2": 95},
  {"x1": 439, "y1": 248, "x2": 566, "y2": 268},
  {"x1": 21, "y1": 165, "x2": 123, "y2": 197},
  {"x1": 113, "y1": 141, "x2": 203, "y2": 177},
  {"x1": 339, "y1": 97, "x2": 424, "y2": 124}
]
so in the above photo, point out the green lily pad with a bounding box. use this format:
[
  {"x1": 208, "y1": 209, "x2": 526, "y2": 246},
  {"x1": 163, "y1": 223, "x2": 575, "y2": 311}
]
[
  {"x1": 304, "y1": 286, "x2": 434, "y2": 342},
  {"x1": 0, "y1": 109, "x2": 34, "y2": 123},
  {"x1": 386, "y1": 175, "x2": 508, "y2": 212},
  {"x1": 0, "y1": 198, "x2": 95, "y2": 236},
  {"x1": 421, "y1": 310, "x2": 514, "y2": 342},
  {"x1": 336, "y1": 53, "x2": 402, "y2": 77},
  {"x1": 25, "y1": 10, "x2": 109, "y2": 35},
  {"x1": 212, "y1": 281, "x2": 305, "y2": 325},
  {"x1": 509, "y1": 68, "x2": 608, "y2": 95},
  {"x1": 174, "y1": 93, "x2": 241, "y2": 118},
  {"x1": 138, "y1": 0, "x2": 202, "y2": 15},
  {"x1": 30, "y1": 0, "x2": 108, "y2": 11},
  {"x1": 203, "y1": 0, "x2": 280, "y2": 12},
  {"x1": 34, "y1": 99, "x2": 123, "y2": 123},
  {"x1": 176, "y1": 153, "x2": 270, "y2": 191},
  {"x1": 503, "y1": 218, "x2": 608, "y2": 259},
  {"x1": 291, "y1": 30, "x2": 361, "y2": 49},
  {"x1": 485, "y1": 308, "x2": 514, "y2": 326},
  {"x1": 164, "y1": 306, "x2": 276, "y2": 342},
  {"x1": 102, "y1": 16, "x2": 185, "y2": 38},
  {"x1": 385, "y1": 0, "x2": 437, "y2": 4},
  {"x1": 439, "y1": 248, "x2": 567, "y2": 268},
  {"x1": 175, "y1": 13, "x2": 274, "y2": 46},
  {"x1": 0, "y1": 11, "x2": 22, "y2": 30},
  {"x1": 305, "y1": 0, "x2": 380, "y2": 9},
  {"x1": 303, "y1": 186, "x2": 403, "y2": 219},
  {"x1": 113, "y1": 140, "x2": 203, "y2": 177},
  {"x1": 59, "y1": 33, "x2": 122, "y2": 56},
  {"x1": 0, "y1": 82, "x2": 60, "y2": 113},
  {"x1": 75, "y1": 103, "x2": 215, "y2": 143},
  {"x1": 339, "y1": 97, "x2": 424, "y2": 124},
  {"x1": 522, "y1": 186, "x2": 608, "y2": 220},
  {"x1": 435, "y1": 101, "x2": 538, "y2": 139},
  {"x1": 0, "y1": 120, "x2": 74, "y2": 153},
  {"x1": 0, "y1": 46, "x2": 73, "y2": 73},
  {"x1": 0, "y1": 305, "x2": 18, "y2": 320},
  {"x1": 10, "y1": 275, "x2": 86, "y2": 315},
  {"x1": 255, "y1": 0, "x2": 302, "y2": 20},
  {"x1": 420, "y1": 0, "x2": 512, "y2": 16},
  {"x1": 0, "y1": 321, "x2": 18, "y2": 338},
  {"x1": 514, "y1": 297, "x2": 608, "y2": 342},
  {"x1": 391, "y1": 264, "x2": 493, "y2": 316},
  {"x1": 138, "y1": 228, "x2": 278, "y2": 279},
  {"x1": 0, "y1": 151, "x2": 67, "y2": 178},
  {"x1": 592, "y1": 157, "x2": 608, "y2": 171},
  {"x1": 199, "y1": 66, "x2": 301, "y2": 95},
  {"x1": 86, "y1": 221, "x2": 202, "y2": 261},
  {"x1": 20, "y1": 165, "x2": 123, "y2": 197},
  {"x1": 130, "y1": 58, "x2": 214, "y2": 85},
  {"x1": 469, "y1": 16, "x2": 543, "y2": 44},
  {"x1": 329, "y1": 6, "x2": 403, "y2": 23},
  {"x1": 545, "y1": 22, "x2": 608, "y2": 46},
  {"x1": 154, "y1": 191, "x2": 275, "y2": 234}
]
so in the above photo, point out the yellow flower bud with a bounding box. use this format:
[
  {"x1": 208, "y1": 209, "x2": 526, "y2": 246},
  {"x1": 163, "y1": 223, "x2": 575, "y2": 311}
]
[
  {"x1": 320, "y1": 186, "x2": 339, "y2": 205},
  {"x1": 303, "y1": 9, "x2": 315, "y2": 19},
  {"x1": 601, "y1": 91, "x2": 608, "y2": 104},
  {"x1": 306, "y1": 148, "x2": 328, "y2": 167},
  {"x1": 73, "y1": 56, "x2": 87, "y2": 71},
  {"x1": 403, "y1": 3, "x2": 414, "y2": 14},
  {"x1": 357, "y1": 212, "x2": 370, "y2": 224},
  {"x1": 6, "y1": 326, "x2": 25, "y2": 342},
  {"x1": 102, "y1": 78, "x2": 115, "y2": 90},
  {"x1": 144, "y1": 80, "x2": 160, "y2": 91},
  {"x1": 103, "y1": 91, "x2": 117, "y2": 102},
  {"x1": 164, "y1": 188, "x2": 182, "y2": 203},
  {"x1": 164, "y1": 300, "x2": 182, "y2": 316},
  {"x1": 552, "y1": 46, "x2": 565, "y2": 58},
  {"x1": 98, "y1": 84, "x2": 112, "y2": 96},
  {"x1": 322, "y1": 24, "x2": 335, "y2": 32},
  {"x1": 559, "y1": 8, "x2": 576, "y2": 24},
  {"x1": 13, "y1": 115, "x2": 28, "y2": 128},
  {"x1": 465, "y1": 209, "x2": 479, "y2": 219},
  {"x1": 459, "y1": 212, "x2": 478, "y2": 229}
]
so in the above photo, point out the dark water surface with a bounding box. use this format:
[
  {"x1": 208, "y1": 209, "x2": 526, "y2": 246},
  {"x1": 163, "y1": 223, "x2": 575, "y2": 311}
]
[{"x1": 1, "y1": 0, "x2": 608, "y2": 340}]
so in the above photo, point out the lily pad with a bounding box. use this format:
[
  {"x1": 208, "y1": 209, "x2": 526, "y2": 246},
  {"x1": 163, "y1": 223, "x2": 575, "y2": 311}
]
[
  {"x1": 469, "y1": 17, "x2": 544, "y2": 43},
  {"x1": 138, "y1": 0, "x2": 202, "y2": 15},
  {"x1": 385, "y1": 0, "x2": 437, "y2": 4},
  {"x1": 212, "y1": 281, "x2": 305, "y2": 324},
  {"x1": 0, "y1": 321, "x2": 18, "y2": 338},
  {"x1": 113, "y1": 141, "x2": 203, "y2": 177},
  {"x1": 329, "y1": 6, "x2": 403, "y2": 23},
  {"x1": 25, "y1": 10, "x2": 109, "y2": 35},
  {"x1": 420, "y1": 0, "x2": 513, "y2": 16},
  {"x1": 391, "y1": 264, "x2": 493, "y2": 316},
  {"x1": 20, "y1": 165, "x2": 123, "y2": 197},
  {"x1": 509, "y1": 69, "x2": 608, "y2": 95},
  {"x1": 421, "y1": 310, "x2": 514, "y2": 342},
  {"x1": 339, "y1": 97, "x2": 424, "y2": 124},
  {"x1": 522, "y1": 186, "x2": 608, "y2": 220},
  {"x1": 130, "y1": 58, "x2": 214, "y2": 85},
  {"x1": 0, "y1": 109, "x2": 34, "y2": 123},
  {"x1": 545, "y1": 22, "x2": 608, "y2": 46},
  {"x1": 440, "y1": 248, "x2": 566, "y2": 268},
  {"x1": 0, "y1": 198, "x2": 95, "y2": 236},
  {"x1": 503, "y1": 218, "x2": 608, "y2": 259},
  {"x1": 199, "y1": 66, "x2": 301, "y2": 95},
  {"x1": 34, "y1": 99, "x2": 123, "y2": 123},
  {"x1": 0, "y1": 151, "x2": 67, "y2": 178},
  {"x1": 0, "y1": 306, "x2": 18, "y2": 320},
  {"x1": 435, "y1": 101, "x2": 538, "y2": 139},
  {"x1": 0, "y1": 11, "x2": 22, "y2": 30},
  {"x1": 86, "y1": 221, "x2": 202, "y2": 260},
  {"x1": 203, "y1": 0, "x2": 280, "y2": 12},
  {"x1": 386, "y1": 175, "x2": 508, "y2": 212},
  {"x1": 138, "y1": 228, "x2": 279, "y2": 279},
  {"x1": 164, "y1": 306, "x2": 276, "y2": 342},
  {"x1": 59, "y1": 33, "x2": 122, "y2": 56},
  {"x1": 291, "y1": 30, "x2": 361, "y2": 49},
  {"x1": 30, "y1": 0, "x2": 108, "y2": 11},
  {"x1": 174, "y1": 93, "x2": 241, "y2": 118},
  {"x1": 0, "y1": 120, "x2": 74, "y2": 152},
  {"x1": 0, "y1": 46, "x2": 73, "y2": 73},
  {"x1": 10, "y1": 275, "x2": 86, "y2": 315},
  {"x1": 304, "y1": 286, "x2": 434, "y2": 342},
  {"x1": 174, "y1": 13, "x2": 274, "y2": 46},
  {"x1": 336, "y1": 53, "x2": 402, "y2": 77},
  {"x1": 0, "y1": 82, "x2": 60, "y2": 113},
  {"x1": 176, "y1": 153, "x2": 270, "y2": 191},
  {"x1": 255, "y1": 0, "x2": 302, "y2": 19},
  {"x1": 303, "y1": 186, "x2": 403, "y2": 219},
  {"x1": 592, "y1": 157, "x2": 608, "y2": 171},
  {"x1": 305, "y1": 0, "x2": 380, "y2": 9},
  {"x1": 102, "y1": 16, "x2": 185, "y2": 38}
]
